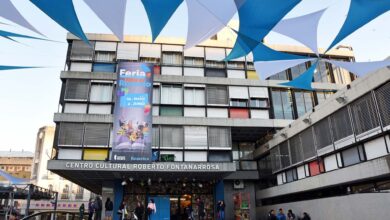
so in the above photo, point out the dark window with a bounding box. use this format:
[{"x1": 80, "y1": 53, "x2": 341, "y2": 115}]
[
  {"x1": 208, "y1": 127, "x2": 231, "y2": 148},
  {"x1": 331, "y1": 107, "x2": 353, "y2": 141},
  {"x1": 152, "y1": 126, "x2": 159, "y2": 148},
  {"x1": 230, "y1": 99, "x2": 247, "y2": 107},
  {"x1": 70, "y1": 40, "x2": 94, "y2": 61},
  {"x1": 285, "y1": 169, "x2": 298, "y2": 182},
  {"x1": 270, "y1": 146, "x2": 281, "y2": 172},
  {"x1": 249, "y1": 99, "x2": 269, "y2": 108},
  {"x1": 279, "y1": 142, "x2": 291, "y2": 168},
  {"x1": 64, "y1": 79, "x2": 89, "y2": 100},
  {"x1": 300, "y1": 128, "x2": 316, "y2": 160},
  {"x1": 227, "y1": 61, "x2": 245, "y2": 69},
  {"x1": 160, "y1": 126, "x2": 183, "y2": 148},
  {"x1": 205, "y1": 68, "x2": 226, "y2": 77},
  {"x1": 375, "y1": 82, "x2": 390, "y2": 127},
  {"x1": 341, "y1": 146, "x2": 365, "y2": 166},
  {"x1": 313, "y1": 118, "x2": 333, "y2": 149},
  {"x1": 208, "y1": 151, "x2": 231, "y2": 162},
  {"x1": 207, "y1": 86, "x2": 228, "y2": 105},
  {"x1": 205, "y1": 60, "x2": 225, "y2": 69},
  {"x1": 58, "y1": 123, "x2": 84, "y2": 146},
  {"x1": 289, "y1": 135, "x2": 303, "y2": 164},
  {"x1": 350, "y1": 93, "x2": 380, "y2": 135},
  {"x1": 83, "y1": 124, "x2": 110, "y2": 146},
  {"x1": 92, "y1": 63, "x2": 116, "y2": 73},
  {"x1": 160, "y1": 106, "x2": 183, "y2": 117}
]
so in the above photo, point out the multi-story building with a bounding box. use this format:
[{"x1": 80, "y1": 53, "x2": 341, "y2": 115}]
[
  {"x1": 47, "y1": 28, "x2": 357, "y2": 220},
  {"x1": 30, "y1": 126, "x2": 91, "y2": 211},
  {"x1": 255, "y1": 63, "x2": 390, "y2": 220},
  {"x1": 0, "y1": 150, "x2": 33, "y2": 182}
]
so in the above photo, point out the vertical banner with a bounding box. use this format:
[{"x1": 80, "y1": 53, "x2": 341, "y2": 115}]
[{"x1": 112, "y1": 62, "x2": 154, "y2": 163}]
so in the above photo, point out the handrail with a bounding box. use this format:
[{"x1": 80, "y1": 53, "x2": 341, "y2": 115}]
[{"x1": 21, "y1": 211, "x2": 83, "y2": 220}]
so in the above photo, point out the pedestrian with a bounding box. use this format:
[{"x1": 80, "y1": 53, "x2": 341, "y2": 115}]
[
  {"x1": 79, "y1": 203, "x2": 85, "y2": 220},
  {"x1": 135, "y1": 202, "x2": 145, "y2": 220},
  {"x1": 105, "y1": 198, "x2": 113, "y2": 220},
  {"x1": 276, "y1": 208, "x2": 286, "y2": 220},
  {"x1": 147, "y1": 199, "x2": 156, "y2": 220},
  {"x1": 185, "y1": 205, "x2": 194, "y2": 220},
  {"x1": 268, "y1": 210, "x2": 277, "y2": 220},
  {"x1": 118, "y1": 201, "x2": 127, "y2": 220},
  {"x1": 301, "y1": 212, "x2": 311, "y2": 220},
  {"x1": 287, "y1": 209, "x2": 296, "y2": 220},
  {"x1": 196, "y1": 198, "x2": 205, "y2": 220},
  {"x1": 94, "y1": 196, "x2": 103, "y2": 220},
  {"x1": 216, "y1": 200, "x2": 225, "y2": 220},
  {"x1": 88, "y1": 199, "x2": 95, "y2": 220}
]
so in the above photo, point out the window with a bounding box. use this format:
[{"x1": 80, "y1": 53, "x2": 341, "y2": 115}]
[
  {"x1": 279, "y1": 142, "x2": 291, "y2": 168},
  {"x1": 247, "y1": 70, "x2": 258, "y2": 79},
  {"x1": 184, "y1": 87, "x2": 205, "y2": 105},
  {"x1": 246, "y1": 62, "x2": 255, "y2": 70},
  {"x1": 271, "y1": 89, "x2": 294, "y2": 120},
  {"x1": 64, "y1": 80, "x2": 89, "y2": 100},
  {"x1": 300, "y1": 128, "x2": 316, "y2": 160},
  {"x1": 227, "y1": 61, "x2": 245, "y2": 69},
  {"x1": 58, "y1": 123, "x2": 84, "y2": 146},
  {"x1": 95, "y1": 51, "x2": 116, "y2": 62},
  {"x1": 230, "y1": 99, "x2": 247, "y2": 107},
  {"x1": 316, "y1": 91, "x2": 334, "y2": 104},
  {"x1": 61, "y1": 185, "x2": 70, "y2": 199},
  {"x1": 350, "y1": 93, "x2": 380, "y2": 135},
  {"x1": 313, "y1": 61, "x2": 331, "y2": 83},
  {"x1": 285, "y1": 169, "x2": 298, "y2": 182},
  {"x1": 152, "y1": 126, "x2": 159, "y2": 148},
  {"x1": 208, "y1": 127, "x2": 231, "y2": 149},
  {"x1": 160, "y1": 106, "x2": 183, "y2": 116},
  {"x1": 309, "y1": 160, "x2": 324, "y2": 176},
  {"x1": 239, "y1": 143, "x2": 255, "y2": 160},
  {"x1": 153, "y1": 86, "x2": 160, "y2": 104},
  {"x1": 332, "y1": 64, "x2": 352, "y2": 85},
  {"x1": 290, "y1": 63, "x2": 307, "y2": 79},
  {"x1": 268, "y1": 70, "x2": 288, "y2": 80},
  {"x1": 117, "y1": 43, "x2": 139, "y2": 60},
  {"x1": 90, "y1": 83, "x2": 113, "y2": 102},
  {"x1": 70, "y1": 41, "x2": 94, "y2": 61},
  {"x1": 205, "y1": 61, "x2": 225, "y2": 69},
  {"x1": 93, "y1": 63, "x2": 116, "y2": 73},
  {"x1": 331, "y1": 107, "x2": 354, "y2": 141},
  {"x1": 208, "y1": 151, "x2": 231, "y2": 162},
  {"x1": 161, "y1": 126, "x2": 183, "y2": 149},
  {"x1": 207, "y1": 86, "x2": 228, "y2": 105},
  {"x1": 294, "y1": 91, "x2": 314, "y2": 117},
  {"x1": 374, "y1": 82, "x2": 390, "y2": 128},
  {"x1": 205, "y1": 68, "x2": 226, "y2": 77},
  {"x1": 83, "y1": 124, "x2": 110, "y2": 147},
  {"x1": 139, "y1": 57, "x2": 160, "y2": 63},
  {"x1": 162, "y1": 52, "x2": 183, "y2": 65},
  {"x1": 240, "y1": 161, "x2": 258, "y2": 170},
  {"x1": 230, "y1": 108, "x2": 249, "y2": 118},
  {"x1": 161, "y1": 85, "x2": 182, "y2": 104},
  {"x1": 313, "y1": 118, "x2": 333, "y2": 149},
  {"x1": 75, "y1": 187, "x2": 84, "y2": 200},
  {"x1": 184, "y1": 126, "x2": 208, "y2": 149},
  {"x1": 341, "y1": 146, "x2": 365, "y2": 166},
  {"x1": 249, "y1": 99, "x2": 268, "y2": 108},
  {"x1": 184, "y1": 57, "x2": 204, "y2": 67},
  {"x1": 270, "y1": 146, "x2": 281, "y2": 172}
]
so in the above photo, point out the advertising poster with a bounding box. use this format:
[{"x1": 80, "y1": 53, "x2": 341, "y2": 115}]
[{"x1": 112, "y1": 62, "x2": 154, "y2": 163}]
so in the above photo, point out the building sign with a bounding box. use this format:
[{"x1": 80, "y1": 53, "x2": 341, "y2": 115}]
[{"x1": 112, "y1": 62, "x2": 154, "y2": 163}]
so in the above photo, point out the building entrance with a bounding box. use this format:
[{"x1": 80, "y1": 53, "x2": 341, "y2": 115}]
[{"x1": 124, "y1": 181, "x2": 215, "y2": 220}]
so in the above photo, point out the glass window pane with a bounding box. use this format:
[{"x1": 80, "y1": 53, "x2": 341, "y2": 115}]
[
  {"x1": 95, "y1": 51, "x2": 116, "y2": 62},
  {"x1": 208, "y1": 151, "x2": 231, "y2": 162},
  {"x1": 205, "y1": 68, "x2": 226, "y2": 77},
  {"x1": 331, "y1": 107, "x2": 354, "y2": 141},
  {"x1": 92, "y1": 63, "x2": 116, "y2": 73},
  {"x1": 84, "y1": 123, "x2": 110, "y2": 147},
  {"x1": 162, "y1": 52, "x2": 183, "y2": 65},
  {"x1": 184, "y1": 57, "x2": 204, "y2": 67},
  {"x1": 70, "y1": 41, "x2": 94, "y2": 61},
  {"x1": 58, "y1": 123, "x2": 84, "y2": 146},
  {"x1": 161, "y1": 85, "x2": 183, "y2": 104},
  {"x1": 160, "y1": 106, "x2": 183, "y2": 116},
  {"x1": 65, "y1": 79, "x2": 89, "y2": 100},
  {"x1": 375, "y1": 82, "x2": 390, "y2": 127},
  {"x1": 161, "y1": 126, "x2": 183, "y2": 148},
  {"x1": 313, "y1": 61, "x2": 331, "y2": 83},
  {"x1": 342, "y1": 147, "x2": 361, "y2": 166},
  {"x1": 271, "y1": 89, "x2": 294, "y2": 119},
  {"x1": 208, "y1": 127, "x2": 231, "y2": 149},
  {"x1": 268, "y1": 70, "x2": 288, "y2": 80},
  {"x1": 184, "y1": 88, "x2": 205, "y2": 105},
  {"x1": 207, "y1": 86, "x2": 228, "y2": 105},
  {"x1": 350, "y1": 93, "x2": 380, "y2": 135},
  {"x1": 90, "y1": 83, "x2": 113, "y2": 102},
  {"x1": 291, "y1": 63, "x2": 307, "y2": 79}
]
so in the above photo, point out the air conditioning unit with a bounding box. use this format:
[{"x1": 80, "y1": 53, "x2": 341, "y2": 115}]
[{"x1": 233, "y1": 180, "x2": 244, "y2": 189}]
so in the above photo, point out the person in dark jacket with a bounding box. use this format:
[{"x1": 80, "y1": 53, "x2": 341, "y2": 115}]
[
  {"x1": 267, "y1": 210, "x2": 277, "y2": 220},
  {"x1": 216, "y1": 201, "x2": 225, "y2": 220},
  {"x1": 135, "y1": 202, "x2": 145, "y2": 220},
  {"x1": 301, "y1": 212, "x2": 311, "y2": 220},
  {"x1": 196, "y1": 198, "x2": 205, "y2": 220},
  {"x1": 94, "y1": 196, "x2": 103, "y2": 220},
  {"x1": 287, "y1": 209, "x2": 296, "y2": 220},
  {"x1": 105, "y1": 198, "x2": 113, "y2": 220},
  {"x1": 88, "y1": 199, "x2": 95, "y2": 220},
  {"x1": 79, "y1": 204, "x2": 85, "y2": 220}
]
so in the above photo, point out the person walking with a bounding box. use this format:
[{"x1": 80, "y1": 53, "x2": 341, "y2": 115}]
[
  {"x1": 135, "y1": 202, "x2": 145, "y2": 220},
  {"x1": 196, "y1": 198, "x2": 205, "y2": 220},
  {"x1": 105, "y1": 198, "x2": 114, "y2": 220},
  {"x1": 118, "y1": 201, "x2": 128, "y2": 220},
  {"x1": 146, "y1": 199, "x2": 156, "y2": 220},
  {"x1": 301, "y1": 212, "x2": 311, "y2": 220},
  {"x1": 276, "y1": 208, "x2": 286, "y2": 220},
  {"x1": 88, "y1": 199, "x2": 95, "y2": 220},
  {"x1": 94, "y1": 196, "x2": 103, "y2": 220},
  {"x1": 79, "y1": 203, "x2": 85, "y2": 220},
  {"x1": 267, "y1": 210, "x2": 277, "y2": 220},
  {"x1": 216, "y1": 201, "x2": 225, "y2": 220},
  {"x1": 287, "y1": 210, "x2": 296, "y2": 220}
]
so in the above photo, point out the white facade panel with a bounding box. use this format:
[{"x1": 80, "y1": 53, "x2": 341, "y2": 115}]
[
  {"x1": 229, "y1": 86, "x2": 249, "y2": 99},
  {"x1": 117, "y1": 43, "x2": 139, "y2": 60},
  {"x1": 162, "y1": 45, "x2": 183, "y2": 52},
  {"x1": 184, "y1": 67, "x2": 204, "y2": 77},
  {"x1": 88, "y1": 104, "x2": 111, "y2": 114},
  {"x1": 161, "y1": 66, "x2": 182, "y2": 76},
  {"x1": 277, "y1": 173, "x2": 284, "y2": 185},
  {"x1": 184, "y1": 107, "x2": 206, "y2": 117},
  {"x1": 324, "y1": 154, "x2": 339, "y2": 171},
  {"x1": 249, "y1": 87, "x2": 269, "y2": 98},
  {"x1": 160, "y1": 151, "x2": 183, "y2": 162},
  {"x1": 139, "y1": 44, "x2": 161, "y2": 58},
  {"x1": 227, "y1": 70, "x2": 246, "y2": 79},
  {"x1": 152, "y1": 106, "x2": 159, "y2": 116},
  {"x1": 205, "y1": 47, "x2": 225, "y2": 61},
  {"x1": 297, "y1": 165, "x2": 306, "y2": 180},
  {"x1": 250, "y1": 110, "x2": 269, "y2": 119},
  {"x1": 207, "y1": 108, "x2": 228, "y2": 118},
  {"x1": 64, "y1": 103, "x2": 87, "y2": 114},
  {"x1": 184, "y1": 151, "x2": 207, "y2": 162},
  {"x1": 70, "y1": 62, "x2": 92, "y2": 72},
  {"x1": 95, "y1": 41, "x2": 117, "y2": 51},
  {"x1": 364, "y1": 137, "x2": 388, "y2": 160},
  {"x1": 246, "y1": 52, "x2": 254, "y2": 62},
  {"x1": 58, "y1": 149, "x2": 82, "y2": 160},
  {"x1": 184, "y1": 46, "x2": 204, "y2": 57}
]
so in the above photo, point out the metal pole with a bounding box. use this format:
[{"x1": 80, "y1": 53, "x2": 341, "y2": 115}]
[
  {"x1": 53, "y1": 192, "x2": 58, "y2": 220},
  {"x1": 25, "y1": 185, "x2": 33, "y2": 217}
]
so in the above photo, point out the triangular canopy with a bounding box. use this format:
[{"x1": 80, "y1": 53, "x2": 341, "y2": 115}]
[
  {"x1": 325, "y1": 59, "x2": 390, "y2": 77},
  {"x1": 255, "y1": 58, "x2": 316, "y2": 80},
  {"x1": 280, "y1": 60, "x2": 319, "y2": 90},
  {"x1": 0, "y1": 169, "x2": 29, "y2": 184}
]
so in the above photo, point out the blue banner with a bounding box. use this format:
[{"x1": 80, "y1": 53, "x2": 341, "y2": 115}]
[{"x1": 112, "y1": 62, "x2": 154, "y2": 163}]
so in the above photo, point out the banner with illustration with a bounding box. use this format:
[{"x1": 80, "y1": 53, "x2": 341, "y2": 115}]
[{"x1": 112, "y1": 62, "x2": 154, "y2": 163}]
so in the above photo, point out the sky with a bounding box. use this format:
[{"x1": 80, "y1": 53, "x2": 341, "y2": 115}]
[{"x1": 0, "y1": 0, "x2": 389, "y2": 152}]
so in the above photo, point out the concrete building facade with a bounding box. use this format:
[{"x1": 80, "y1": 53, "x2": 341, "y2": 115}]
[
  {"x1": 47, "y1": 29, "x2": 358, "y2": 220},
  {"x1": 0, "y1": 150, "x2": 33, "y2": 182}
]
